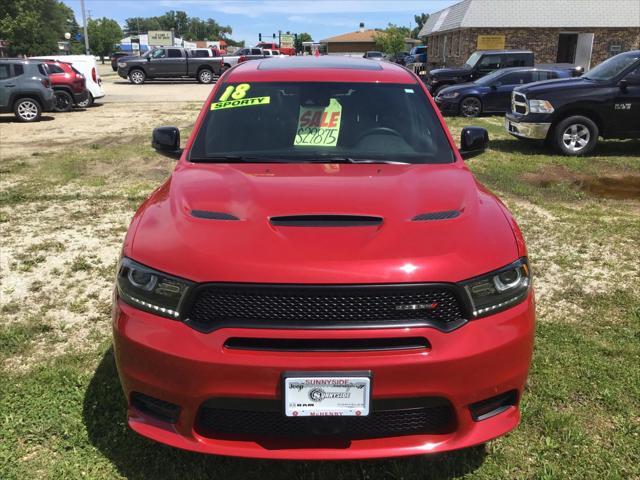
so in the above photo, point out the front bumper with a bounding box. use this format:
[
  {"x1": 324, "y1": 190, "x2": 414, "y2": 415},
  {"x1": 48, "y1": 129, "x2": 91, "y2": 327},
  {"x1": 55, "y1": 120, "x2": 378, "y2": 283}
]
[
  {"x1": 504, "y1": 114, "x2": 551, "y2": 140},
  {"x1": 434, "y1": 97, "x2": 460, "y2": 115},
  {"x1": 112, "y1": 292, "x2": 535, "y2": 459}
]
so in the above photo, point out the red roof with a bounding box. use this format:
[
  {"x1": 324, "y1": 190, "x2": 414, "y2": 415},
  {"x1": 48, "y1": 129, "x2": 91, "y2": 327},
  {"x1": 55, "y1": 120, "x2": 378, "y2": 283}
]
[{"x1": 227, "y1": 56, "x2": 416, "y2": 84}]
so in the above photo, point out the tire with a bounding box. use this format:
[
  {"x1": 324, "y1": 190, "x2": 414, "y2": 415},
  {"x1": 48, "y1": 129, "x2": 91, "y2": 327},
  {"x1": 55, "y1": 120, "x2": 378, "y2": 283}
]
[
  {"x1": 553, "y1": 115, "x2": 599, "y2": 156},
  {"x1": 76, "y1": 92, "x2": 94, "y2": 108},
  {"x1": 14, "y1": 98, "x2": 42, "y2": 122},
  {"x1": 460, "y1": 97, "x2": 482, "y2": 118},
  {"x1": 53, "y1": 90, "x2": 73, "y2": 112},
  {"x1": 128, "y1": 69, "x2": 146, "y2": 85},
  {"x1": 197, "y1": 68, "x2": 213, "y2": 84}
]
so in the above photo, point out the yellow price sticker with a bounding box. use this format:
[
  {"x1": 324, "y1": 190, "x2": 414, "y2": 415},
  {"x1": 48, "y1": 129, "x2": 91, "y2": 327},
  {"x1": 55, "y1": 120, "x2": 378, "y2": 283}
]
[
  {"x1": 294, "y1": 98, "x2": 342, "y2": 147},
  {"x1": 211, "y1": 96, "x2": 271, "y2": 110}
]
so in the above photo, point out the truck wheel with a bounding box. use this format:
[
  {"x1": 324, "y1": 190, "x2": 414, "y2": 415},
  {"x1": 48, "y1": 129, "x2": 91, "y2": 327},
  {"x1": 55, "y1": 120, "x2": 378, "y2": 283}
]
[
  {"x1": 53, "y1": 90, "x2": 73, "y2": 112},
  {"x1": 460, "y1": 97, "x2": 482, "y2": 118},
  {"x1": 76, "y1": 92, "x2": 93, "y2": 108},
  {"x1": 14, "y1": 98, "x2": 42, "y2": 122},
  {"x1": 198, "y1": 69, "x2": 213, "y2": 84},
  {"x1": 129, "y1": 69, "x2": 146, "y2": 85},
  {"x1": 553, "y1": 116, "x2": 598, "y2": 156}
]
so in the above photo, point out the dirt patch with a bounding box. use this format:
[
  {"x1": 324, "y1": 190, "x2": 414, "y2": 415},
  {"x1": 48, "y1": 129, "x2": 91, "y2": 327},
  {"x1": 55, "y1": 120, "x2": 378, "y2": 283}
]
[{"x1": 523, "y1": 166, "x2": 640, "y2": 201}]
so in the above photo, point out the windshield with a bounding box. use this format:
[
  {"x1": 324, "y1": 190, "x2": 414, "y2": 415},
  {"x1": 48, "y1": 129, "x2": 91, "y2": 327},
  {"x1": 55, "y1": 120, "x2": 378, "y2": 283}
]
[
  {"x1": 474, "y1": 69, "x2": 506, "y2": 86},
  {"x1": 465, "y1": 52, "x2": 482, "y2": 68},
  {"x1": 190, "y1": 82, "x2": 454, "y2": 164},
  {"x1": 366, "y1": 52, "x2": 383, "y2": 58},
  {"x1": 583, "y1": 52, "x2": 640, "y2": 81}
]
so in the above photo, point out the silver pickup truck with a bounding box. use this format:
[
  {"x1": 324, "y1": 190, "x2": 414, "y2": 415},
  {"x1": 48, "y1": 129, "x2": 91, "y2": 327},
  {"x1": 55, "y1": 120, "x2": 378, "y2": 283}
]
[{"x1": 117, "y1": 47, "x2": 224, "y2": 84}]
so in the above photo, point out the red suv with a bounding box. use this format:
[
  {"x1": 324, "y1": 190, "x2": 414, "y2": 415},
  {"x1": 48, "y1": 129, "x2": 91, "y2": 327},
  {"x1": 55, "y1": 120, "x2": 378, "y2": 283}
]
[
  {"x1": 113, "y1": 57, "x2": 535, "y2": 460},
  {"x1": 43, "y1": 60, "x2": 88, "y2": 112}
]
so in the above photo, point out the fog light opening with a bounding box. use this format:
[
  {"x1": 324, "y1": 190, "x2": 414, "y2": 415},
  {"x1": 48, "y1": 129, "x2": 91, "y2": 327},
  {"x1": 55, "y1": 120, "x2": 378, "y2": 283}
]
[
  {"x1": 469, "y1": 390, "x2": 518, "y2": 422},
  {"x1": 130, "y1": 392, "x2": 181, "y2": 424}
]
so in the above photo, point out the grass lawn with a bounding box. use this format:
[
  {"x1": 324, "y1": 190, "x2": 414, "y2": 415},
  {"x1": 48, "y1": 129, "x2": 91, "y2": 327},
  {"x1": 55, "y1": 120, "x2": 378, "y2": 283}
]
[{"x1": 1, "y1": 110, "x2": 639, "y2": 479}]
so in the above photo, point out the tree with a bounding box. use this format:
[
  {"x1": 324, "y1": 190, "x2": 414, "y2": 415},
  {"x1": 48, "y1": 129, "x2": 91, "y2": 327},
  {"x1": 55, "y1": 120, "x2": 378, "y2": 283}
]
[
  {"x1": 123, "y1": 11, "x2": 235, "y2": 44},
  {"x1": 87, "y1": 17, "x2": 122, "y2": 63},
  {"x1": 412, "y1": 13, "x2": 430, "y2": 39},
  {"x1": 0, "y1": 0, "x2": 77, "y2": 56},
  {"x1": 294, "y1": 32, "x2": 312, "y2": 53},
  {"x1": 374, "y1": 24, "x2": 409, "y2": 56}
]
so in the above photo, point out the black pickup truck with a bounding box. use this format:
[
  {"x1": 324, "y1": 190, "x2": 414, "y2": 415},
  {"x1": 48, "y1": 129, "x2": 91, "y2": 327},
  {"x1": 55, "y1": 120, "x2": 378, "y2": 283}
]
[
  {"x1": 117, "y1": 47, "x2": 224, "y2": 84},
  {"x1": 425, "y1": 50, "x2": 535, "y2": 95},
  {"x1": 505, "y1": 50, "x2": 640, "y2": 156}
]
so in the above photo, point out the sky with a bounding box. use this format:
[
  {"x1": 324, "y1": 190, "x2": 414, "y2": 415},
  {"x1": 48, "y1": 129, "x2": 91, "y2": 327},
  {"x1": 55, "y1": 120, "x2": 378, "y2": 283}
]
[{"x1": 61, "y1": 0, "x2": 459, "y2": 44}]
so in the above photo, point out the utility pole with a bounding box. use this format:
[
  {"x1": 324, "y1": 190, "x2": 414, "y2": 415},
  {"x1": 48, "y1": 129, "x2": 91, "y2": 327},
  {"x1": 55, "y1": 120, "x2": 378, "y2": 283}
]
[{"x1": 80, "y1": 0, "x2": 90, "y2": 54}]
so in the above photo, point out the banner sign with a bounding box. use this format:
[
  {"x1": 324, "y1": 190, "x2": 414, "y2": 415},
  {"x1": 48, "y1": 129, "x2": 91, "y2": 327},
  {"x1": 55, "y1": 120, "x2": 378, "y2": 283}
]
[
  {"x1": 148, "y1": 31, "x2": 173, "y2": 46},
  {"x1": 477, "y1": 35, "x2": 506, "y2": 50},
  {"x1": 280, "y1": 33, "x2": 295, "y2": 49}
]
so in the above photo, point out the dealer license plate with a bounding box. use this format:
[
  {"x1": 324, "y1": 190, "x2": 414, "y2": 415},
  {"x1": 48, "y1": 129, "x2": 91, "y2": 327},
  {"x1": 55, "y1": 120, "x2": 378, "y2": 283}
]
[{"x1": 284, "y1": 373, "x2": 371, "y2": 417}]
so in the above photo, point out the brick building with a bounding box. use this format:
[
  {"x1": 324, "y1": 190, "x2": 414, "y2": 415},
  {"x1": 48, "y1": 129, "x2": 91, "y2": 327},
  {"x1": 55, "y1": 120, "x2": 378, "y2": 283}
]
[{"x1": 419, "y1": 0, "x2": 640, "y2": 70}]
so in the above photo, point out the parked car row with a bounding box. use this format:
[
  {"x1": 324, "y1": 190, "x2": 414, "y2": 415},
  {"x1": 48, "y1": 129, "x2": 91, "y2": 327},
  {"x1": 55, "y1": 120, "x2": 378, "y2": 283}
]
[
  {"x1": 432, "y1": 49, "x2": 640, "y2": 155},
  {"x1": 0, "y1": 55, "x2": 104, "y2": 122}
]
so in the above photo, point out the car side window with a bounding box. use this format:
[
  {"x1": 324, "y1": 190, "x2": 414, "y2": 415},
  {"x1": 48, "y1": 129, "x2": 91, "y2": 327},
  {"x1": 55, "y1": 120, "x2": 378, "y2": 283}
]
[
  {"x1": 533, "y1": 71, "x2": 557, "y2": 81},
  {"x1": 504, "y1": 55, "x2": 527, "y2": 68},
  {"x1": 167, "y1": 49, "x2": 182, "y2": 58},
  {"x1": 192, "y1": 50, "x2": 208, "y2": 57},
  {"x1": 152, "y1": 49, "x2": 166, "y2": 59},
  {"x1": 479, "y1": 55, "x2": 501, "y2": 70},
  {"x1": 48, "y1": 64, "x2": 65, "y2": 74},
  {"x1": 252, "y1": 49, "x2": 262, "y2": 55},
  {"x1": 0, "y1": 64, "x2": 10, "y2": 79},
  {"x1": 624, "y1": 66, "x2": 640, "y2": 83},
  {"x1": 500, "y1": 72, "x2": 533, "y2": 85}
]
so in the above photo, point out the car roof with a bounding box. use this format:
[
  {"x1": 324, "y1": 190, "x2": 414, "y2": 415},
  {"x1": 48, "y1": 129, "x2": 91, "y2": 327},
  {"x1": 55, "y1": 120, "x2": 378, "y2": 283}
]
[{"x1": 226, "y1": 56, "x2": 416, "y2": 84}]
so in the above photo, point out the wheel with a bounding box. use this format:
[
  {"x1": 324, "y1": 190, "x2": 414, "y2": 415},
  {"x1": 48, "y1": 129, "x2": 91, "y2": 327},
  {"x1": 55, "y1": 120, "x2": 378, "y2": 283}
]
[
  {"x1": 14, "y1": 98, "x2": 42, "y2": 122},
  {"x1": 553, "y1": 115, "x2": 598, "y2": 156},
  {"x1": 76, "y1": 92, "x2": 93, "y2": 108},
  {"x1": 128, "y1": 69, "x2": 146, "y2": 85},
  {"x1": 197, "y1": 68, "x2": 213, "y2": 84},
  {"x1": 460, "y1": 97, "x2": 482, "y2": 118},
  {"x1": 53, "y1": 90, "x2": 73, "y2": 112}
]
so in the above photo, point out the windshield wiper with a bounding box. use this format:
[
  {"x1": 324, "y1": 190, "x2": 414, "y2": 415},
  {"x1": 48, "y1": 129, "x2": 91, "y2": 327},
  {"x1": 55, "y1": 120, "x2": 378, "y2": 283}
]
[{"x1": 190, "y1": 155, "x2": 296, "y2": 163}]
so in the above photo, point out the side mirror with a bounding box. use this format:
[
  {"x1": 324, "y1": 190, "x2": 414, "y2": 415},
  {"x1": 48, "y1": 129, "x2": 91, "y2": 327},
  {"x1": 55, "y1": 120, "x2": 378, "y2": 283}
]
[
  {"x1": 152, "y1": 126, "x2": 182, "y2": 159},
  {"x1": 490, "y1": 83, "x2": 499, "y2": 90},
  {"x1": 459, "y1": 127, "x2": 489, "y2": 160},
  {"x1": 618, "y1": 79, "x2": 628, "y2": 92}
]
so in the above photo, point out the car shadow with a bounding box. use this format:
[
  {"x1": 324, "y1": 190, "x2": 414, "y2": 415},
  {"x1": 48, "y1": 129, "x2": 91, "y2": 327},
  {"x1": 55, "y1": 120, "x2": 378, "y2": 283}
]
[
  {"x1": 0, "y1": 115, "x2": 55, "y2": 123},
  {"x1": 489, "y1": 137, "x2": 640, "y2": 157},
  {"x1": 84, "y1": 347, "x2": 487, "y2": 480}
]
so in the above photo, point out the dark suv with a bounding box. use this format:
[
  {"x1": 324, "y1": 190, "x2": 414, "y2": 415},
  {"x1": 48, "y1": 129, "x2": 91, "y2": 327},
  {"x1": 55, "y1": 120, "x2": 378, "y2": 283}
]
[
  {"x1": 0, "y1": 59, "x2": 55, "y2": 122},
  {"x1": 425, "y1": 50, "x2": 534, "y2": 95}
]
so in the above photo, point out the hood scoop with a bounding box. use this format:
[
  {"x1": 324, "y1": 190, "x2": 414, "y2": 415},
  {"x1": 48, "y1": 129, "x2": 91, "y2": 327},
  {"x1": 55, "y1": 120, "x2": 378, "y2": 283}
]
[
  {"x1": 270, "y1": 215, "x2": 383, "y2": 227},
  {"x1": 191, "y1": 210, "x2": 240, "y2": 221},
  {"x1": 412, "y1": 210, "x2": 461, "y2": 221}
]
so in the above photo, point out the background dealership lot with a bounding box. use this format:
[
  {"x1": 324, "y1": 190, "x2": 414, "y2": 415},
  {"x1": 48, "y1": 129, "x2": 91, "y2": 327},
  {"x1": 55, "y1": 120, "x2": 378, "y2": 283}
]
[{"x1": 1, "y1": 61, "x2": 639, "y2": 478}]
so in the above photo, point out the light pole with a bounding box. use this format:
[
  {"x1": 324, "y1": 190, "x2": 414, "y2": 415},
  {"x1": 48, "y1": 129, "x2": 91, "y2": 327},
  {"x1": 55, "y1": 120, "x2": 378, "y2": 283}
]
[{"x1": 80, "y1": 0, "x2": 90, "y2": 54}]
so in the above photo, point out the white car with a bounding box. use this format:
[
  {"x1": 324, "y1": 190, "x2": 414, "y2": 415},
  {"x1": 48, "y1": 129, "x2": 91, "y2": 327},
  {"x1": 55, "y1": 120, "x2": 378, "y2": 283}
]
[{"x1": 31, "y1": 55, "x2": 105, "y2": 107}]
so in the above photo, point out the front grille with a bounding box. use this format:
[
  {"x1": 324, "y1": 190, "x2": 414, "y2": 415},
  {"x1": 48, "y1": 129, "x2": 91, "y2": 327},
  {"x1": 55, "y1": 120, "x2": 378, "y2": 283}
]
[
  {"x1": 512, "y1": 92, "x2": 528, "y2": 114},
  {"x1": 195, "y1": 398, "x2": 456, "y2": 441},
  {"x1": 184, "y1": 284, "x2": 467, "y2": 331}
]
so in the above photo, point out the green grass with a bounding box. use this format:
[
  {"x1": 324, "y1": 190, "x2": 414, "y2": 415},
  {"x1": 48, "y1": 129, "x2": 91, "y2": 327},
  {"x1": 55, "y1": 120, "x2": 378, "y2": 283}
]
[{"x1": 1, "y1": 114, "x2": 639, "y2": 479}]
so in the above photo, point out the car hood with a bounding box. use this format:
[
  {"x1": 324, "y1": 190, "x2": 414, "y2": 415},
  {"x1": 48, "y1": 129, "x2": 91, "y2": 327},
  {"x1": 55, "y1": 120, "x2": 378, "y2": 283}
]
[
  {"x1": 128, "y1": 163, "x2": 518, "y2": 284},
  {"x1": 438, "y1": 83, "x2": 481, "y2": 96},
  {"x1": 118, "y1": 55, "x2": 142, "y2": 63},
  {"x1": 516, "y1": 76, "x2": 594, "y2": 95},
  {"x1": 430, "y1": 67, "x2": 472, "y2": 78}
]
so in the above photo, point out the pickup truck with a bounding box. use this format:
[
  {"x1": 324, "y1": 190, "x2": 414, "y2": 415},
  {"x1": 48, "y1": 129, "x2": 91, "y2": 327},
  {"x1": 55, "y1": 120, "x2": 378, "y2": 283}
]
[
  {"x1": 117, "y1": 47, "x2": 224, "y2": 84},
  {"x1": 505, "y1": 50, "x2": 640, "y2": 156},
  {"x1": 221, "y1": 47, "x2": 270, "y2": 69}
]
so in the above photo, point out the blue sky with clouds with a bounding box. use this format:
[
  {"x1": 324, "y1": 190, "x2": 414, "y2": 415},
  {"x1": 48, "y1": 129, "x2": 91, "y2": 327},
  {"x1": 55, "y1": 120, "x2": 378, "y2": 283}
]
[{"x1": 61, "y1": 0, "x2": 458, "y2": 44}]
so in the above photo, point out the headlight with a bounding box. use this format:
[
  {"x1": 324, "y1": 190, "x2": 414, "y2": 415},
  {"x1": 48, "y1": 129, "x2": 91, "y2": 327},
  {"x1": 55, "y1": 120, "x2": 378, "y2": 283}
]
[
  {"x1": 117, "y1": 62, "x2": 127, "y2": 68},
  {"x1": 116, "y1": 258, "x2": 193, "y2": 319},
  {"x1": 461, "y1": 258, "x2": 531, "y2": 318},
  {"x1": 528, "y1": 99, "x2": 554, "y2": 114},
  {"x1": 440, "y1": 91, "x2": 460, "y2": 99}
]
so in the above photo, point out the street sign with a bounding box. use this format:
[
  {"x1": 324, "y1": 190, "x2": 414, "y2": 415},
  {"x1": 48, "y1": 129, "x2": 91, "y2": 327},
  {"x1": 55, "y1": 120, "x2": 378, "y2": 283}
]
[{"x1": 280, "y1": 33, "x2": 295, "y2": 49}]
